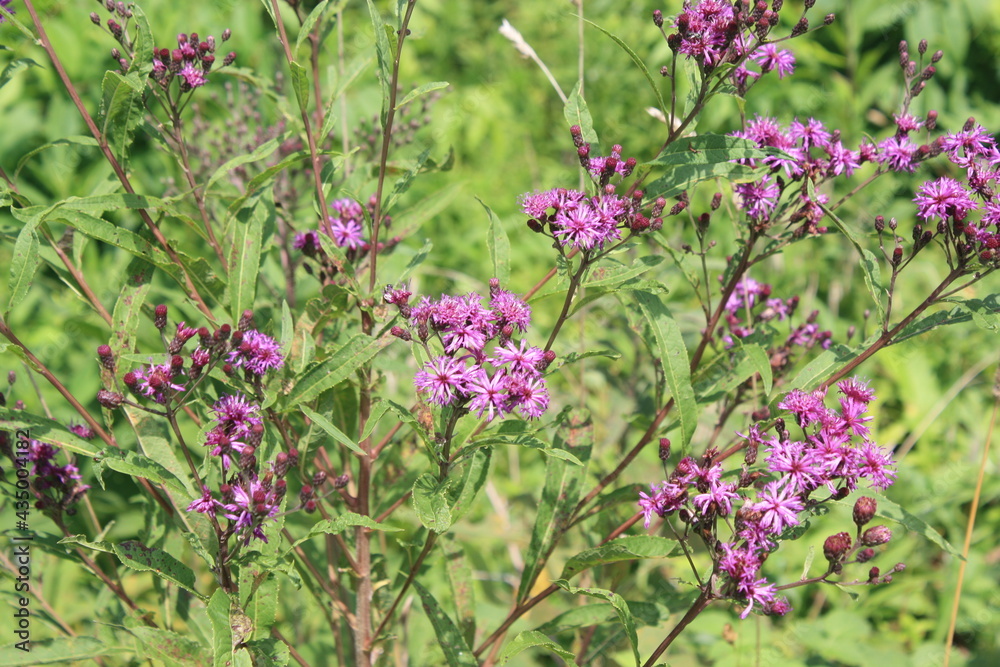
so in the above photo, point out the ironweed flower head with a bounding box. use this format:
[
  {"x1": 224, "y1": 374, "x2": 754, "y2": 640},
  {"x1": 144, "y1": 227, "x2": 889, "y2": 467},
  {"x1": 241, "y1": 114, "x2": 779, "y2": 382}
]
[
  {"x1": 401, "y1": 283, "x2": 550, "y2": 422},
  {"x1": 0, "y1": 1, "x2": 15, "y2": 25},
  {"x1": 638, "y1": 377, "x2": 898, "y2": 618},
  {"x1": 227, "y1": 329, "x2": 285, "y2": 376},
  {"x1": 150, "y1": 29, "x2": 233, "y2": 91}
]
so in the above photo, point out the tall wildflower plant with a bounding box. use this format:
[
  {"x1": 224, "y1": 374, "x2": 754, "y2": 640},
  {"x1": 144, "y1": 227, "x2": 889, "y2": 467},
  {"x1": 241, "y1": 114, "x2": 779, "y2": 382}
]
[{"x1": 0, "y1": 0, "x2": 997, "y2": 665}]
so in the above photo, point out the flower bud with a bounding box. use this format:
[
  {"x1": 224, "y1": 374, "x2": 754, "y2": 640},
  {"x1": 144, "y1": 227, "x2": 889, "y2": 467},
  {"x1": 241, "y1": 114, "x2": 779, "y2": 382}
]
[
  {"x1": 222, "y1": 28, "x2": 232, "y2": 41},
  {"x1": 652, "y1": 9, "x2": 663, "y2": 27},
  {"x1": 823, "y1": 531, "x2": 852, "y2": 563},
  {"x1": 304, "y1": 499, "x2": 318, "y2": 513},
  {"x1": 238, "y1": 309, "x2": 255, "y2": 331},
  {"x1": 658, "y1": 438, "x2": 671, "y2": 461},
  {"x1": 868, "y1": 566, "x2": 880, "y2": 582},
  {"x1": 857, "y1": 547, "x2": 875, "y2": 563},
  {"x1": 874, "y1": 215, "x2": 884, "y2": 233},
  {"x1": 98, "y1": 344, "x2": 116, "y2": 371},
  {"x1": 853, "y1": 496, "x2": 877, "y2": 526},
  {"x1": 154, "y1": 304, "x2": 168, "y2": 329},
  {"x1": 97, "y1": 390, "x2": 124, "y2": 409},
  {"x1": 223, "y1": 51, "x2": 237, "y2": 67},
  {"x1": 90, "y1": 12, "x2": 101, "y2": 25},
  {"x1": 334, "y1": 473, "x2": 350, "y2": 488},
  {"x1": 312, "y1": 470, "x2": 327, "y2": 487},
  {"x1": 824, "y1": 13, "x2": 835, "y2": 25},
  {"x1": 861, "y1": 525, "x2": 892, "y2": 546},
  {"x1": 391, "y1": 326, "x2": 412, "y2": 341}
]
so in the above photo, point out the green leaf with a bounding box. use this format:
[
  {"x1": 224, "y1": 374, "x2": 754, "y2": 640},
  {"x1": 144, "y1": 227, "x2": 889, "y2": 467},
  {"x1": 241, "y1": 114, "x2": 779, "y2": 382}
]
[
  {"x1": 108, "y1": 257, "x2": 154, "y2": 369},
  {"x1": 208, "y1": 588, "x2": 233, "y2": 667},
  {"x1": 554, "y1": 581, "x2": 640, "y2": 667},
  {"x1": 284, "y1": 333, "x2": 393, "y2": 406},
  {"x1": 847, "y1": 495, "x2": 963, "y2": 559},
  {"x1": 559, "y1": 535, "x2": 682, "y2": 580},
  {"x1": 412, "y1": 473, "x2": 453, "y2": 532},
  {"x1": 643, "y1": 134, "x2": 773, "y2": 200},
  {"x1": 99, "y1": 71, "x2": 146, "y2": 167},
  {"x1": 563, "y1": 80, "x2": 600, "y2": 156},
  {"x1": 131, "y1": 627, "x2": 205, "y2": 666},
  {"x1": 383, "y1": 147, "x2": 432, "y2": 216},
  {"x1": 440, "y1": 534, "x2": 477, "y2": 646},
  {"x1": 205, "y1": 135, "x2": 285, "y2": 193},
  {"x1": 0, "y1": 57, "x2": 41, "y2": 90},
  {"x1": 95, "y1": 448, "x2": 190, "y2": 498},
  {"x1": 295, "y1": 0, "x2": 337, "y2": 54},
  {"x1": 366, "y1": 0, "x2": 393, "y2": 122},
  {"x1": 46, "y1": 209, "x2": 175, "y2": 274},
  {"x1": 787, "y1": 342, "x2": 864, "y2": 392},
  {"x1": 395, "y1": 81, "x2": 449, "y2": 110},
  {"x1": 820, "y1": 200, "x2": 886, "y2": 326},
  {"x1": 626, "y1": 289, "x2": 698, "y2": 454},
  {"x1": 740, "y1": 341, "x2": 773, "y2": 397},
  {"x1": 227, "y1": 191, "x2": 270, "y2": 322},
  {"x1": 243, "y1": 638, "x2": 290, "y2": 667},
  {"x1": 582, "y1": 18, "x2": 665, "y2": 116},
  {"x1": 478, "y1": 197, "x2": 510, "y2": 285},
  {"x1": 498, "y1": 631, "x2": 579, "y2": 666},
  {"x1": 301, "y1": 404, "x2": 364, "y2": 456},
  {"x1": 127, "y1": 4, "x2": 155, "y2": 77},
  {"x1": 6, "y1": 218, "x2": 39, "y2": 316},
  {"x1": 955, "y1": 296, "x2": 1000, "y2": 332},
  {"x1": 239, "y1": 561, "x2": 279, "y2": 640},
  {"x1": 412, "y1": 581, "x2": 479, "y2": 667},
  {"x1": 289, "y1": 60, "x2": 310, "y2": 111},
  {"x1": 517, "y1": 410, "x2": 592, "y2": 603},
  {"x1": 0, "y1": 637, "x2": 127, "y2": 665},
  {"x1": 112, "y1": 540, "x2": 205, "y2": 600},
  {"x1": 0, "y1": 410, "x2": 99, "y2": 457},
  {"x1": 285, "y1": 511, "x2": 400, "y2": 552}
]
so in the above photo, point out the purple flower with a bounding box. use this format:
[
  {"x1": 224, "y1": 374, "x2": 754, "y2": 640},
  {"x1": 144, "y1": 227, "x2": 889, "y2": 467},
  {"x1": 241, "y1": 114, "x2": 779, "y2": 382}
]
[
  {"x1": 187, "y1": 486, "x2": 227, "y2": 516},
  {"x1": 230, "y1": 478, "x2": 281, "y2": 544},
  {"x1": 330, "y1": 217, "x2": 365, "y2": 249},
  {"x1": 227, "y1": 329, "x2": 284, "y2": 375},
  {"x1": 914, "y1": 176, "x2": 977, "y2": 221},
  {"x1": 940, "y1": 124, "x2": 996, "y2": 167},
  {"x1": 68, "y1": 423, "x2": 96, "y2": 440},
  {"x1": 766, "y1": 439, "x2": 823, "y2": 495},
  {"x1": 0, "y1": 0, "x2": 15, "y2": 24},
  {"x1": 293, "y1": 230, "x2": 320, "y2": 252},
  {"x1": 638, "y1": 481, "x2": 687, "y2": 528},
  {"x1": 692, "y1": 480, "x2": 740, "y2": 517},
  {"x1": 837, "y1": 377, "x2": 875, "y2": 404},
  {"x1": 467, "y1": 369, "x2": 510, "y2": 422},
  {"x1": 751, "y1": 44, "x2": 795, "y2": 78},
  {"x1": 331, "y1": 197, "x2": 364, "y2": 221},
  {"x1": 734, "y1": 177, "x2": 780, "y2": 222},
  {"x1": 750, "y1": 481, "x2": 804, "y2": 535},
  {"x1": 132, "y1": 362, "x2": 185, "y2": 404},
  {"x1": 490, "y1": 340, "x2": 544, "y2": 376},
  {"x1": 893, "y1": 114, "x2": 924, "y2": 133},
  {"x1": 414, "y1": 356, "x2": 472, "y2": 406},
  {"x1": 490, "y1": 289, "x2": 532, "y2": 332},
  {"x1": 877, "y1": 136, "x2": 919, "y2": 173},
  {"x1": 179, "y1": 63, "x2": 207, "y2": 89},
  {"x1": 825, "y1": 141, "x2": 861, "y2": 177},
  {"x1": 552, "y1": 201, "x2": 612, "y2": 249},
  {"x1": 506, "y1": 375, "x2": 550, "y2": 419},
  {"x1": 856, "y1": 440, "x2": 897, "y2": 490},
  {"x1": 212, "y1": 394, "x2": 262, "y2": 435}
]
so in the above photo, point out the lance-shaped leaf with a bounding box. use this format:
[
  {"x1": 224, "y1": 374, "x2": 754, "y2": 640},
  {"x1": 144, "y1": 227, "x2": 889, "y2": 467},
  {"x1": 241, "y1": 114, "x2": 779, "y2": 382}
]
[
  {"x1": 553, "y1": 581, "x2": 640, "y2": 667},
  {"x1": 0, "y1": 410, "x2": 98, "y2": 457},
  {"x1": 623, "y1": 289, "x2": 698, "y2": 454},
  {"x1": 413, "y1": 581, "x2": 479, "y2": 667},
  {"x1": 516, "y1": 410, "x2": 593, "y2": 603},
  {"x1": 440, "y1": 534, "x2": 477, "y2": 646},
  {"x1": 559, "y1": 535, "x2": 682, "y2": 580},
  {"x1": 112, "y1": 540, "x2": 204, "y2": 600},
  {"x1": 227, "y1": 190, "x2": 270, "y2": 322},
  {"x1": 498, "y1": 631, "x2": 579, "y2": 666},
  {"x1": 564, "y1": 81, "x2": 600, "y2": 156},
  {"x1": 478, "y1": 198, "x2": 510, "y2": 285},
  {"x1": 284, "y1": 333, "x2": 393, "y2": 406},
  {"x1": 643, "y1": 134, "x2": 774, "y2": 200},
  {"x1": 6, "y1": 217, "x2": 39, "y2": 316},
  {"x1": 99, "y1": 70, "x2": 146, "y2": 167}
]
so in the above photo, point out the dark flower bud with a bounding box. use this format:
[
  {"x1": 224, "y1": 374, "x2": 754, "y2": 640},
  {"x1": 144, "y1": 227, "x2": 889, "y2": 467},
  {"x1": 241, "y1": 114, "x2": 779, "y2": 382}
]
[
  {"x1": 222, "y1": 363, "x2": 234, "y2": 376},
  {"x1": 898, "y1": 40, "x2": 908, "y2": 57},
  {"x1": 288, "y1": 448, "x2": 300, "y2": 468},
  {"x1": 299, "y1": 484, "x2": 314, "y2": 505},
  {"x1": 304, "y1": 499, "x2": 318, "y2": 513},
  {"x1": 667, "y1": 34, "x2": 681, "y2": 52},
  {"x1": 791, "y1": 16, "x2": 808, "y2": 36},
  {"x1": 222, "y1": 28, "x2": 232, "y2": 42},
  {"x1": 892, "y1": 246, "x2": 903, "y2": 266},
  {"x1": 90, "y1": 12, "x2": 101, "y2": 25},
  {"x1": 868, "y1": 566, "x2": 880, "y2": 582},
  {"x1": 334, "y1": 473, "x2": 350, "y2": 488},
  {"x1": 239, "y1": 446, "x2": 256, "y2": 470},
  {"x1": 312, "y1": 470, "x2": 327, "y2": 487},
  {"x1": 874, "y1": 215, "x2": 884, "y2": 233},
  {"x1": 824, "y1": 13, "x2": 835, "y2": 25},
  {"x1": 857, "y1": 547, "x2": 875, "y2": 563},
  {"x1": 833, "y1": 486, "x2": 851, "y2": 500},
  {"x1": 751, "y1": 406, "x2": 770, "y2": 421},
  {"x1": 861, "y1": 525, "x2": 892, "y2": 546},
  {"x1": 853, "y1": 496, "x2": 877, "y2": 526},
  {"x1": 218, "y1": 324, "x2": 231, "y2": 340},
  {"x1": 97, "y1": 344, "x2": 115, "y2": 371},
  {"x1": 772, "y1": 0, "x2": 783, "y2": 10},
  {"x1": 920, "y1": 65, "x2": 936, "y2": 81},
  {"x1": 108, "y1": 19, "x2": 122, "y2": 39},
  {"x1": 105, "y1": 0, "x2": 114, "y2": 11},
  {"x1": 931, "y1": 49, "x2": 943, "y2": 63},
  {"x1": 273, "y1": 452, "x2": 290, "y2": 477},
  {"x1": 652, "y1": 9, "x2": 663, "y2": 27},
  {"x1": 391, "y1": 326, "x2": 412, "y2": 341},
  {"x1": 539, "y1": 350, "x2": 556, "y2": 371},
  {"x1": 238, "y1": 309, "x2": 255, "y2": 331},
  {"x1": 658, "y1": 438, "x2": 671, "y2": 461},
  {"x1": 97, "y1": 390, "x2": 124, "y2": 409},
  {"x1": 918, "y1": 39, "x2": 928, "y2": 55},
  {"x1": 744, "y1": 441, "x2": 758, "y2": 465},
  {"x1": 274, "y1": 479, "x2": 287, "y2": 500},
  {"x1": 115, "y1": 1, "x2": 126, "y2": 16},
  {"x1": 197, "y1": 327, "x2": 212, "y2": 348},
  {"x1": 154, "y1": 304, "x2": 168, "y2": 329},
  {"x1": 223, "y1": 51, "x2": 237, "y2": 67},
  {"x1": 202, "y1": 54, "x2": 215, "y2": 71},
  {"x1": 169, "y1": 356, "x2": 184, "y2": 375},
  {"x1": 247, "y1": 423, "x2": 265, "y2": 448},
  {"x1": 669, "y1": 201, "x2": 688, "y2": 216},
  {"x1": 803, "y1": 0, "x2": 815, "y2": 8},
  {"x1": 823, "y1": 532, "x2": 852, "y2": 563},
  {"x1": 123, "y1": 371, "x2": 139, "y2": 388},
  {"x1": 7, "y1": 371, "x2": 14, "y2": 386},
  {"x1": 888, "y1": 217, "x2": 898, "y2": 231}
]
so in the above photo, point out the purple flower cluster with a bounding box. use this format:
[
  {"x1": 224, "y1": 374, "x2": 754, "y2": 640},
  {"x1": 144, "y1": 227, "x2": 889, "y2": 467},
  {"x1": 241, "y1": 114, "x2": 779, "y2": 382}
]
[
  {"x1": 659, "y1": 0, "x2": 809, "y2": 94},
  {"x1": 639, "y1": 377, "x2": 897, "y2": 618},
  {"x1": 26, "y1": 439, "x2": 91, "y2": 515},
  {"x1": 227, "y1": 329, "x2": 285, "y2": 376},
  {"x1": 910, "y1": 119, "x2": 1000, "y2": 264},
  {"x1": 722, "y1": 276, "x2": 832, "y2": 353},
  {"x1": 387, "y1": 280, "x2": 553, "y2": 422},
  {"x1": 294, "y1": 197, "x2": 369, "y2": 253},
  {"x1": 150, "y1": 30, "x2": 235, "y2": 91}
]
